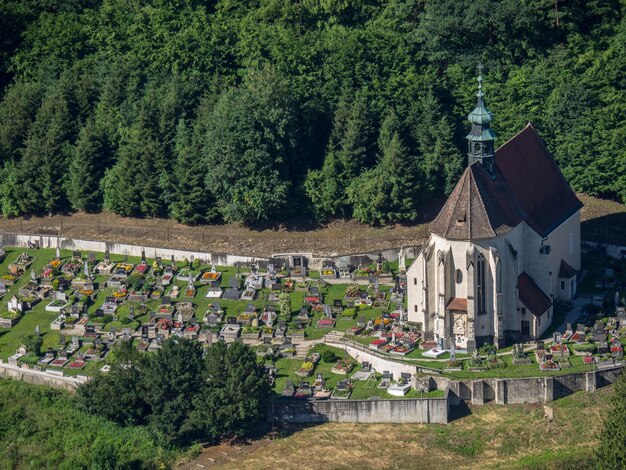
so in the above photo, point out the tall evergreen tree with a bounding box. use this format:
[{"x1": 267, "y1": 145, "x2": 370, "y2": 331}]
[
  {"x1": 169, "y1": 119, "x2": 213, "y2": 224},
  {"x1": 67, "y1": 115, "x2": 111, "y2": 212},
  {"x1": 17, "y1": 86, "x2": 73, "y2": 214},
  {"x1": 305, "y1": 93, "x2": 375, "y2": 220},
  {"x1": 348, "y1": 114, "x2": 420, "y2": 225}
]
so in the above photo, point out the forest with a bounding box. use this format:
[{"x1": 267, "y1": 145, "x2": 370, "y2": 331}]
[{"x1": 0, "y1": 0, "x2": 624, "y2": 226}]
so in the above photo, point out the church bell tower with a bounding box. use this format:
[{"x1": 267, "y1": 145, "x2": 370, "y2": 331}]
[{"x1": 467, "y1": 64, "x2": 497, "y2": 175}]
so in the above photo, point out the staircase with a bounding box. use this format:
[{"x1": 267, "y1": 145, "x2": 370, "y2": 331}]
[
  {"x1": 294, "y1": 342, "x2": 310, "y2": 359},
  {"x1": 325, "y1": 330, "x2": 346, "y2": 345}
]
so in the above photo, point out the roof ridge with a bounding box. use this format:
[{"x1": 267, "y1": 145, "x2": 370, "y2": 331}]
[
  {"x1": 447, "y1": 168, "x2": 470, "y2": 237},
  {"x1": 469, "y1": 164, "x2": 497, "y2": 238},
  {"x1": 495, "y1": 122, "x2": 534, "y2": 154}
]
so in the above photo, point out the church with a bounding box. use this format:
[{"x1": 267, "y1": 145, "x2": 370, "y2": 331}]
[{"x1": 406, "y1": 70, "x2": 582, "y2": 352}]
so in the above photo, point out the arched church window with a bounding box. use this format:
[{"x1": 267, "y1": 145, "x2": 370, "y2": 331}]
[
  {"x1": 477, "y1": 253, "x2": 486, "y2": 314},
  {"x1": 456, "y1": 269, "x2": 463, "y2": 284}
]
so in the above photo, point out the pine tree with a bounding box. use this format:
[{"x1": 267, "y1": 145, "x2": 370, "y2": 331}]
[
  {"x1": 0, "y1": 161, "x2": 21, "y2": 217},
  {"x1": 348, "y1": 110, "x2": 420, "y2": 225},
  {"x1": 305, "y1": 93, "x2": 375, "y2": 220},
  {"x1": 169, "y1": 119, "x2": 213, "y2": 224},
  {"x1": 68, "y1": 116, "x2": 110, "y2": 212},
  {"x1": 18, "y1": 86, "x2": 73, "y2": 214},
  {"x1": 595, "y1": 371, "x2": 626, "y2": 469},
  {"x1": 412, "y1": 91, "x2": 463, "y2": 195}
]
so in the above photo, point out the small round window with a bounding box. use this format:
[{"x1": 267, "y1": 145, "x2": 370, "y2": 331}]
[{"x1": 456, "y1": 269, "x2": 463, "y2": 284}]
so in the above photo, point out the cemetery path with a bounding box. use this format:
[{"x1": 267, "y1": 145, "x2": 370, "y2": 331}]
[{"x1": 556, "y1": 295, "x2": 590, "y2": 333}]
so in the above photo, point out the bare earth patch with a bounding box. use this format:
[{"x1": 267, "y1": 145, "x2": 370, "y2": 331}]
[{"x1": 0, "y1": 193, "x2": 621, "y2": 257}]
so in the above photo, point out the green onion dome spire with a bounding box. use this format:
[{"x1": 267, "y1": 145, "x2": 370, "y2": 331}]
[{"x1": 466, "y1": 63, "x2": 497, "y2": 174}]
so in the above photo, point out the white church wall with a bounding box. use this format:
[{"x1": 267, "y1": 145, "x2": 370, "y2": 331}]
[{"x1": 545, "y1": 211, "x2": 581, "y2": 299}]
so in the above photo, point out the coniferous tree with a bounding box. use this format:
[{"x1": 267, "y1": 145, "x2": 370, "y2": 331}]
[
  {"x1": 169, "y1": 119, "x2": 213, "y2": 224},
  {"x1": 67, "y1": 116, "x2": 110, "y2": 212},
  {"x1": 0, "y1": 161, "x2": 21, "y2": 217},
  {"x1": 349, "y1": 113, "x2": 420, "y2": 225},
  {"x1": 305, "y1": 93, "x2": 375, "y2": 220},
  {"x1": 412, "y1": 91, "x2": 463, "y2": 195},
  {"x1": 18, "y1": 86, "x2": 73, "y2": 214}
]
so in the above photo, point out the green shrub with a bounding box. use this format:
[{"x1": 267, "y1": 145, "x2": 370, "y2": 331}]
[{"x1": 321, "y1": 349, "x2": 338, "y2": 363}]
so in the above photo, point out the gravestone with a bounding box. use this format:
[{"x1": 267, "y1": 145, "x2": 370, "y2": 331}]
[
  {"x1": 129, "y1": 306, "x2": 135, "y2": 320},
  {"x1": 162, "y1": 296, "x2": 172, "y2": 305},
  {"x1": 88, "y1": 252, "x2": 95, "y2": 262},
  {"x1": 59, "y1": 334, "x2": 65, "y2": 345},
  {"x1": 104, "y1": 249, "x2": 110, "y2": 262},
  {"x1": 55, "y1": 247, "x2": 60, "y2": 259},
  {"x1": 400, "y1": 372, "x2": 412, "y2": 381},
  {"x1": 334, "y1": 299, "x2": 343, "y2": 308},
  {"x1": 171, "y1": 254, "x2": 175, "y2": 264},
  {"x1": 72, "y1": 251, "x2": 81, "y2": 260},
  {"x1": 227, "y1": 316, "x2": 237, "y2": 325},
  {"x1": 536, "y1": 340, "x2": 545, "y2": 350},
  {"x1": 155, "y1": 256, "x2": 162, "y2": 266},
  {"x1": 323, "y1": 304, "x2": 332, "y2": 318},
  {"x1": 141, "y1": 250, "x2": 146, "y2": 262},
  {"x1": 94, "y1": 309, "x2": 104, "y2": 317}
]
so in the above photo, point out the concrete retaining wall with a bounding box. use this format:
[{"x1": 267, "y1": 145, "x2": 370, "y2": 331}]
[
  {"x1": 456, "y1": 365, "x2": 625, "y2": 405},
  {"x1": 273, "y1": 395, "x2": 449, "y2": 424},
  {"x1": 0, "y1": 232, "x2": 418, "y2": 272},
  {"x1": 0, "y1": 232, "x2": 281, "y2": 268},
  {"x1": 0, "y1": 362, "x2": 86, "y2": 392}
]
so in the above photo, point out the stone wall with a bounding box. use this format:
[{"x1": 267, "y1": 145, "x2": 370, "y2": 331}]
[
  {"x1": 0, "y1": 362, "x2": 86, "y2": 392},
  {"x1": 272, "y1": 394, "x2": 449, "y2": 424}
]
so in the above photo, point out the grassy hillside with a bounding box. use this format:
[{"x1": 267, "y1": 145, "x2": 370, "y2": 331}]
[{"x1": 179, "y1": 388, "x2": 611, "y2": 470}]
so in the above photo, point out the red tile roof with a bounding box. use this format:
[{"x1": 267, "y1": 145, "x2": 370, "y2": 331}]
[
  {"x1": 518, "y1": 272, "x2": 552, "y2": 316},
  {"x1": 446, "y1": 297, "x2": 468, "y2": 311}
]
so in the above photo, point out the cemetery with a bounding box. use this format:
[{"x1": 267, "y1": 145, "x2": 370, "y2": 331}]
[{"x1": 0, "y1": 244, "x2": 624, "y2": 403}]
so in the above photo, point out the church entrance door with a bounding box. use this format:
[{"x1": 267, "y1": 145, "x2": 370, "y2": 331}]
[{"x1": 521, "y1": 320, "x2": 530, "y2": 337}]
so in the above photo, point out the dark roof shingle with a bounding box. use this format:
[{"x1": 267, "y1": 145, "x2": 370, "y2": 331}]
[
  {"x1": 431, "y1": 123, "x2": 582, "y2": 240},
  {"x1": 431, "y1": 162, "x2": 526, "y2": 240},
  {"x1": 494, "y1": 123, "x2": 583, "y2": 237},
  {"x1": 518, "y1": 272, "x2": 552, "y2": 316},
  {"x1": 558, "y1": 260, "x2": 577, "y2": 279}
]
